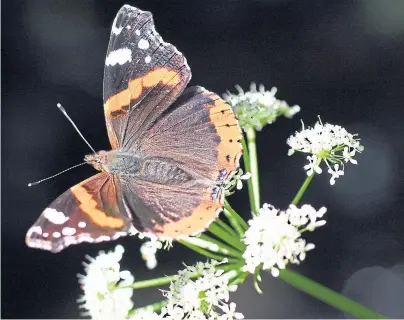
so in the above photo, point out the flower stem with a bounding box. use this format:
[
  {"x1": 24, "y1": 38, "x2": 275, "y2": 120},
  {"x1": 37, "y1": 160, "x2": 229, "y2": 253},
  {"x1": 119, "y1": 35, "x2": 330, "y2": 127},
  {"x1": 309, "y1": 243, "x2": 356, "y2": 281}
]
[
  {"x1": 291, "y1": 158, "x2": 322, "y2": 205},
  {"x1": 224, "y1": 200, "x2": 248, "y2": 232},
  {"x1": 207, "y1": 224, "x2": 245, "y2": 253},
  {"x1": 291, "y1": 173, "x2": 314, "y2": 206},
  {"x1": 215, "y1": 218, "x2": 239, "y2": 238},
  {"x1": 241, "y1": 136, "x2": 257, "y2": 214},
  {"x1": 245, "y1": 128, "x2": 260, "y2": 213},
  {"x1": 279, "y1": 269, "x2": 387, "y2": 319},
  {"x1": 179, "y1": 239, "x2": 228, "y2": 261},
  {"x1": 130, "y1": 300, "x2": 168, "y2": 315},
  {"x1": 127, "y1": 272, "x2": 197, "y2": 290},
  {"x1": 198, "y1": 233, "x2": 243, "y2": 257}
]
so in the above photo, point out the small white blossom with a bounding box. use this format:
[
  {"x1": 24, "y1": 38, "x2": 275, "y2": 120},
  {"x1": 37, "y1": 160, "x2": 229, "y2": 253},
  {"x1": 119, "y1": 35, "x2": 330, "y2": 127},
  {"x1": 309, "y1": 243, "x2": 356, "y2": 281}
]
[
  {"x1": 129, "y1": 309, "x2": 163, "y2": 320},
  {"x1": 140, "y1": 236, "x2": 163, "y2": 270},
  {"x1": 223, "y1": 168, "x2": 251, "y2": 195},
  {"x1": 77, "y1": 245, "x2": 134, "y2": 320},
  {"x1": 303, "y1": 155, "x2": 322, "y2": 176},
  {"x1": 242, "y1": 204, "x2": 326, "y2": 276},
  {"x1": 160, "y1": 260, "x2": 242, "y2": 320},
  {"x1": 328, "y1": 164, "x2": 344, "y2": 185},
  {"x1": 223, "y1": 83, "x2": 300, "y2": 131},
  {"x1": 287, "y1": 119, "x2": 363, "y2": 184}
]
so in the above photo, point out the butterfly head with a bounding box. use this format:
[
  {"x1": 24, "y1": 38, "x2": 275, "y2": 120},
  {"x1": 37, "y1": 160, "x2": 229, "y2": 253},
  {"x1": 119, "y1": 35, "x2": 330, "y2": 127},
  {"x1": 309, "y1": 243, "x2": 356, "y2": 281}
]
[{"x1": 84, "y1": 151, "x2": 108, "y2": 171}]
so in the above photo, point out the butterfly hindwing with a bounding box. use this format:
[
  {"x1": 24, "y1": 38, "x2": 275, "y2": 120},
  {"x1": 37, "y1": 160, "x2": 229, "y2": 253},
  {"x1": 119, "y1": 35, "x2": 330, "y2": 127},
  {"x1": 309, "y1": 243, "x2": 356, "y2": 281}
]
[
  {"x1": 117, "y1": 175, "x2": 224, "y2": 238},
  {"x1": 103, "y1": 5, "x2": 191, "y2": 149},
  {"x1": 138, "y1": 86, "x2": 243, "y2": 181},
  {"x1": 26, "y1": 173, "x2": 132, "y2": 252}
]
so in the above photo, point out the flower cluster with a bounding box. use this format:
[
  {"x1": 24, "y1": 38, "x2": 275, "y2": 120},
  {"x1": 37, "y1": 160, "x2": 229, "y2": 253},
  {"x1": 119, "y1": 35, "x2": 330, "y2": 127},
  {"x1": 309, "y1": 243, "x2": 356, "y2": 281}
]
[
  {"x1": 242, "y1": 204, "x2": 326, "y2": 276},
  {"x1": 159, "y1": 260, "x2": 243, "y2": 320},
  {"x1": 77, "y1": 245, "x2": 134, "y2": 320},
  {"x1": 287, "y1": 119, "x2": 363, "y2": 185},
  {"x1": 223, "y1": 168, "x2": 251, "y2": 196},
  {"x1": 140, "y1": 236, "x2": 163, "y2": 270},
  {"x1": 223, "y1": 83, "x2": 300, "y2": 131}
]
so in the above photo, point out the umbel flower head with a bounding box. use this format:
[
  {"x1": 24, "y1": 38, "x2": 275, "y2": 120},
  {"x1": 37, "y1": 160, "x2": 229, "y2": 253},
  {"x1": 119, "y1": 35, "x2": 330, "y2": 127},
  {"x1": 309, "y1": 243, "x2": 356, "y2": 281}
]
[
  {"x1": 287, "y1": 119, "x2": 364, "y2": 185},
  {"x1": 223, "y1": 168, "x2": 251, "y2": 196},
  {"x1": 77, "y1": 245, "x2": 134, "y2": 319},
  {"x1": 243, "y1": 204, "x2": 326, "y2": 277},
  {"x1": 160, "y1": 260, "x2": 243, "y2": 319},
  {"x1": 223, "y1": 83, "x2": 300, "y2": 131}
]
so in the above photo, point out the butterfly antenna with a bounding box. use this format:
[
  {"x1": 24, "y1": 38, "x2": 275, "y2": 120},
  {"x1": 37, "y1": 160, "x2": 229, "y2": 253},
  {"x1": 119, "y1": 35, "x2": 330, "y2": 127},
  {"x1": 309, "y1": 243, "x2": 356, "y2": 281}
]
[
  {"x1": 28, "y1": 162, "x2": 86, "y2": 187},
  {"x1": 57, "y1": 103, "x2": 97, "y2": 154}
]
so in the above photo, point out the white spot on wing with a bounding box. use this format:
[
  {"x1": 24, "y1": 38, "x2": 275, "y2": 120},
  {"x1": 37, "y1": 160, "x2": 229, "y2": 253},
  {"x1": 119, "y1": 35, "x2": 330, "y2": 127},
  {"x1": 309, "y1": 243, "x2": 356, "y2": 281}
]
[
  {"x1": 44, "y1": 208, "x2": 69, "y2": 225},
  {"x1": 111, "y1": 16, "x2": 123, "y2": 35},
  {"x1": 126, "y1": 25, "x2": 131, "y2": 30},
  {"x1": 78, "y1": 221, "x2": 86, "y2": 228},
  {"x1": 138, "y1": 39, "x2": 149, "y2": 49},
  {"x1": 105, "y1": 48, "x2": 132, "y2": 66},
  {"x1": 62, "y1": 227, "x2": 76, "y2": 236},
  {"x1": 27, "y1": 226, "x2": 42, "y2": 236},
  {"x1": 145, "y1": 55, "x2": 151, "y2": 63},
  {"x1": 53, "y1": 232, "x2": 61, "y2": 238},
  {"x1": 43, "y1": 233, "x2": 49, "y2": 238},
  {"x1": 135, "y1": 29, "x2": 140, "y2": 35}
]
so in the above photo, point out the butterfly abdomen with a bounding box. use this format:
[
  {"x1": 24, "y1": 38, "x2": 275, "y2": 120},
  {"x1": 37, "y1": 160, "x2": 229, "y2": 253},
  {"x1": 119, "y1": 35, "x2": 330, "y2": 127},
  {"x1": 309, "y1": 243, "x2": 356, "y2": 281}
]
[{"x1": 140, "y1": 158, "x2": 193, "y2": 185}]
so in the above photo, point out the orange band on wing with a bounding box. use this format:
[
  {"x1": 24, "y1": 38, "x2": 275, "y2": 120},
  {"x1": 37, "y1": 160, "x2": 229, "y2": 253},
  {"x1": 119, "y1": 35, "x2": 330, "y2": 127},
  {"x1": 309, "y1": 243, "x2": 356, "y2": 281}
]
[
  {"x1": 157, "y1": 188, "x2": 223, "y2": 238},
  {"x1": 207, "y1": 96, "x2": 243, "y2": 178},
  {"x1": 104, "y1": 67, "x2": 181, "y2": 120},
  {"x1": 71, "y1": 184, "x2": 124, "y2": 228}
]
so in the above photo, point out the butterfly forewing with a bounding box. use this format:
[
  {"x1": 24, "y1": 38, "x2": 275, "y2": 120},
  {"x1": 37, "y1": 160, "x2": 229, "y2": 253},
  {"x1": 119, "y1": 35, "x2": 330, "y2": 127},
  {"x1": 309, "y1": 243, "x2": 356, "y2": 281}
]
[
  {"x1": 26, "y1": 173, "x2": 132, "y2": 252},
  {"x1": 103, "y1": 5, "x2": 191, "y2": 149}
]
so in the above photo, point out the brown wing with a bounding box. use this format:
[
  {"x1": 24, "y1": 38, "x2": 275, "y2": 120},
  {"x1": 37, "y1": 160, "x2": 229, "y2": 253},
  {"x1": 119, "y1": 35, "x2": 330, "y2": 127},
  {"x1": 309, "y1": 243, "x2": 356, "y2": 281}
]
[
  {"x1": 114, "y1": 87, "x2": 242, "y2": 239},
  {"x1": 137, "y1": 86, "x2": 243, "y2": 182},
  {"x1": 117, "y1": 175, "x2": 224, "y2": 238},
  {"x1": 102, "y1": 5, "x2": 191, "y2": 149},
  {"x1": 26, "y1": 173, "x2": 133, "y2": 253}
]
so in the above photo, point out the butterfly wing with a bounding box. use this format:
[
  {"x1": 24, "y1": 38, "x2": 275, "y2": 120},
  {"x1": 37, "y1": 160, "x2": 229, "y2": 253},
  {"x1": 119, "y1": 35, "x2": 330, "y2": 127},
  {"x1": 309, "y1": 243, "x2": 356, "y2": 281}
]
[
  {"x1": 26, "y1": 173, "x2": 133, "y2": 252},
  {"x1": 116, "y1": 87, "x2": 242, "y2": 238},
  {"x1": 138, "y1": 86, "x2": 243, "y2": 181},
  {"x1": 103, "y1": 5, "x2": 191, "y2": 149},
  {"x1": 117, "y1": 176, "x2": 224, "y2": 238}
]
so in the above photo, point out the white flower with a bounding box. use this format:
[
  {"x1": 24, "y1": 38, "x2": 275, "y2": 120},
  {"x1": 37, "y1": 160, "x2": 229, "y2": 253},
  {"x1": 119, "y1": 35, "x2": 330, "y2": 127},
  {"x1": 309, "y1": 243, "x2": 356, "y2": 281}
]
[
  {"x1": 140, "y1": 236, "x2": 163, "y2": 270},
  {"x1": 303, "y1": 155, "x2": 322, "y2": 176},
  {"x1": 287, "y1": 119, "x2": 363, "y2": 184},
  {"x1": 223, "y1": 168, "x2": 251, "y2": 195},
  {"x1": 328, "y1": 164, "x2": 344, "y2": 185},
  {"x1": 129, "y1": 309, "x2": 162, "y2": 320},
  {"x1": 242, "y1": 204, "x2": 326, "y2": 276},
  {"x1": 160, "y1": 260, "x2": 242, "y2": 319},
  {"x1": 223, "y1": 83, "x2": 300, "y2": 131},
  {"x1": 77, "y1": 245, "x2": 135, "y2": 320},
  {"x1": 217, "y1": 302, "x2": 244, "y2": 320}
]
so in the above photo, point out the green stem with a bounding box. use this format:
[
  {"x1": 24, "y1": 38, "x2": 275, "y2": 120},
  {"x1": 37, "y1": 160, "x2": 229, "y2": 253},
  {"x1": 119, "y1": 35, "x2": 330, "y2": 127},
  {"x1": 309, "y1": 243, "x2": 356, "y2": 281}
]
[
  {"x1": 207, "y1": 224, "x2": 245, "y2": 253},
  {"x1": 241, "y1": 136, "x2": 256, "y2": 213},
  {"x1": 126, "y1": 272, "x2": 198, "y2": 290},
  {"x1": 214, "y1": 218, "x2": 238, "y2": 238},
  {"x1": 224, "y1": 200, "x2": 248, "y2": 231},
  {"x1": 245, "y1": 128, "x2": 260, "y2": 213},
  {"x1": 179, "y1": 240, "x2": 227, "y2": 261},
  {"x1": 130, "y1": 300, "x2": 168, "y2": 315},
  {"x1": 279, "y1": 269, "x2": 387, "y2": 319},
  {"x1": 198, "y1": 233, "x2": 243, "y2": 257},
  {"x1": 291, "y1": 173, "x2": 314, "y2": 206}
]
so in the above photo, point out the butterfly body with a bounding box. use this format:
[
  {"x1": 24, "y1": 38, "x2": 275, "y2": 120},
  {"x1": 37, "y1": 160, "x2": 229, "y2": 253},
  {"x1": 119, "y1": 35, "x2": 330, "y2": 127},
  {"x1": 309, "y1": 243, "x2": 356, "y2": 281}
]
[{"x1": 26, "y1": 5, "x2": 242, "y2": 252}]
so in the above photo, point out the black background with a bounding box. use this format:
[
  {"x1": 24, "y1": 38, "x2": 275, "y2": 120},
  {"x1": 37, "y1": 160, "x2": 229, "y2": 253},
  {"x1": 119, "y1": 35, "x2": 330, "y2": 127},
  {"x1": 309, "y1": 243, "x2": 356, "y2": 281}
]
[{"x1": 3, "y1": 0, "x2": 404, "y2": 318}]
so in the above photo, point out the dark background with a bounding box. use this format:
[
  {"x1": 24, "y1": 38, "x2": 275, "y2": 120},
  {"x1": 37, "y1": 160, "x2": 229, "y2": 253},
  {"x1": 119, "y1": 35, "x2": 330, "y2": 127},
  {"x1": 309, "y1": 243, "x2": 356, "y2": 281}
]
[{"x1": 3, "y1": 0, "x2": 404, "y2": 318}]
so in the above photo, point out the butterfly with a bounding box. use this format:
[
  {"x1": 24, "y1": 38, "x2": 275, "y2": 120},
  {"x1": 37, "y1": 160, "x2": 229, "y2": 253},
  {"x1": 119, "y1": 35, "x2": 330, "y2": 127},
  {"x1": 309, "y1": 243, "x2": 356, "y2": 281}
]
[{"x1": 26, "y1": 5, "x2": 242, "y2": 253}]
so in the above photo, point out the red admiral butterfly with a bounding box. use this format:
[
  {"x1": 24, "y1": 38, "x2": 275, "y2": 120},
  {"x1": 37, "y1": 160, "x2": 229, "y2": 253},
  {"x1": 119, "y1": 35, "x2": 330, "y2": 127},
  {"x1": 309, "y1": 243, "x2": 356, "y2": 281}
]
[{"x1": 26, "y1": 5, "x2": 242, "y2": 253}]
